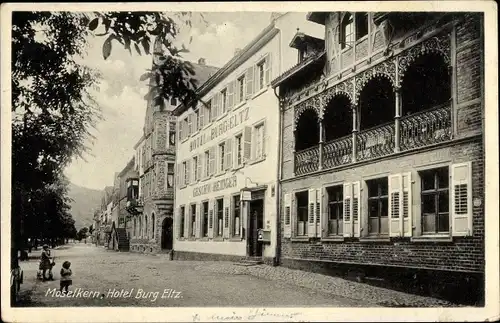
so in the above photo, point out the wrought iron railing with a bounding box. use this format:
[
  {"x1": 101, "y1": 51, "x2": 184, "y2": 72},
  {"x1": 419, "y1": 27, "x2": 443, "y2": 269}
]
[
  {"x1": 323, "y1": 135, "x2": 353, "y2": 169},
  {"x1": 294, "y1": 145, "x2": 319, "y2": 175},
  {"x1": 400, "y1": 103, "x2": 452, "y2": 151},
  {"x1": 357, "y1": 122, "x2": 395, "y2": 161}
]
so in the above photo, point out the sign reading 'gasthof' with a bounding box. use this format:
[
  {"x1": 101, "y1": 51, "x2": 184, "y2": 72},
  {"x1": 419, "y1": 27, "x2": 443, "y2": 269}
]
[
  {"x1": 189, "y1": 107, "x2": 250, "y2": 152},
  {"x1": 192, "y1": 176, "x2": 238, "y2": 197}
]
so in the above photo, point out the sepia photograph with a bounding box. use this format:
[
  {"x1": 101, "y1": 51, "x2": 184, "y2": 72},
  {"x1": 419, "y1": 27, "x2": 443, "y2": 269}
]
[{"x1": 1, "y1": 1, "x2": 498, "y2": 322}]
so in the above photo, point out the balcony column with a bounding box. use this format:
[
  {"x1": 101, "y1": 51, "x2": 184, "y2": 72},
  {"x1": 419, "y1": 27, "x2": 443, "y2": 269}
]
[
  {"x1": 394, "y1": 85, "x2": 402, "y2": 153},
  {"x1": 318, "y1": 117, "x2": 324, "y2": 170},
  {"x1": 352, "y1": 105, "x2": 358, "y2": 163},
  {"x1": 292, "y1": 129, "x2": 296, "y2": 177}
]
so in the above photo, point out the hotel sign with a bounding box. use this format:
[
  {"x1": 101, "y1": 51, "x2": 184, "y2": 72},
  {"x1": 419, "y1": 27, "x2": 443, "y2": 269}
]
[
  {"x1": 189, "y1": 107, "x2": 250, "y2": 152},
  {"x1": 192, "y1": 175, "x2": 238, "y2": 197}
]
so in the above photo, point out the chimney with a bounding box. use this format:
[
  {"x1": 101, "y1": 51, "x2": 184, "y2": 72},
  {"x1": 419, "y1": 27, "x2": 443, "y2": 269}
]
[
  {"x1": 198, "y1": 58, "x2": 206, "y2": 65},
  {"x1": 234, "y1": 48, "x2": 242, "y2": 56}
]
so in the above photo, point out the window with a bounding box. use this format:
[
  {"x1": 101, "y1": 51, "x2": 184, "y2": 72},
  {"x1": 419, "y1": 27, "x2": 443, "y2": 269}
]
[
  {"x1": 221, "y1": 89, "x2": 227, "y2": 114},
  {"x1": 296, "y1": 191, "x2": 309, "y2": 236},
  {"x1": 190, "y1": 204, "x2": 196, "y2": 237},
  {"x1": 257, "y1": 61, "x2": 265, "y2": 90},
  {"x1": 133, "y1": 218, "x2": 137, "y2": 237},
  {"x1": 367, "y1": 178, "x2": 389, "y2": 235},
  {"x1": 182, "y1": 161, "x2": 187, "y2": 186},
  {"x1": 235, "y1": 134, "x2": 243, "y2": 167},
  {"x1": 193, "y1": 156, "x2": 198, "y2": 182},
  {"x1": 232, "y1": 195, "x2": 241, "y2": 236},
  {"x1": 254, "y1": 123, "x2": 265, "y2": 160},
  {"x1": 194, "y1": 109, "x2": 200, "y2": 132},
  {"x1": 216, "y1": 198, "x2": 224, "y2": 237},
  {"x1": 151, "y1": 213, "x2": 155, "y2": 239},
  {"x1": 327, "y1": 186, "x2": 343, "y2": 236},
  {"x1": 170, "y1": 97, "x2": 177, "y2": 106},
  {"x1": 179, "y1": 208, "x2": 185, "y2": 238},
  {"x1": 182, "y1": 117, "x2": 188, "y2": 140},
  {"x1": 238, "y1": 76, "x2": 245, "y2": 103},
  {"x1": 355, "y1": 12, "x2": 368, "y2": 40},
  {"x1": 145, "y1": 215, "x2": 148, "y2": 238},
  {"x1": 168, "y1": 121, "x2": 176, "y2": 147},
  {"x1": 219, "y1": 142, "x2": 226, "y2": 172},
  {"x1": 420, "y1": 167, "x2": 449, "y2": 234},
  {"x1": 204, "y1": 150, "x2": 210, "y2": 178},
  {"x1": 341, "y1": 13, "x2": 354, "y2": 49},
  {"x1": 202, "y1": 201, "x2": 209, "y2": 237},
  {"x1": 166, "y1": 163, "x2": 174, "y2": 188},
  {"x1": 206, "y1": 99, "x2": 213, "y2": 123}
]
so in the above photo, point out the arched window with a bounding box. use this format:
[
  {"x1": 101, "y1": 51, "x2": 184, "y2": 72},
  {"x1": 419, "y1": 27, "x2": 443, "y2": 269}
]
[
  {"x1": 323, "y1": 94, "x2": 352, "y2": 142},
  {"x1": 341, "y1": 13, "x2": 354, "y2": 49},
  {"x1": 358, "y1": 76, "x2": 395, "y2": 130},
  {"x1": 295, "y1": 109, "x2": 320, "y2": 151},
  {"x1": 151, "y1": 213, "x2": 155, "y2": 239},
  {"x1": 145, "y1": 215, "x2": 148, "y2": 239}
]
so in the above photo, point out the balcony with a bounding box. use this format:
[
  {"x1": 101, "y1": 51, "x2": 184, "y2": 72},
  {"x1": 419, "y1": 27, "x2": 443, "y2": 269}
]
[
  {"x1": 294, "y1": 104, "x2": 452, "y2": 176},
  {"x1": 126, "y1": 197, "x2": 144, "y2": 215}
]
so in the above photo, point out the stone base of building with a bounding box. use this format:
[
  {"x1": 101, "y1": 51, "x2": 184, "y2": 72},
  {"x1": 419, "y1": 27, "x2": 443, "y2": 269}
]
[
  {"x1": 173, "y1": 250, "x2": 276, "y2": 266},
  {"x1": 280, "y1": 257, "x2": 484, "y2": 306},
  {"x1": 129, "y1": 239, "x2": 161, "y2": 254}
]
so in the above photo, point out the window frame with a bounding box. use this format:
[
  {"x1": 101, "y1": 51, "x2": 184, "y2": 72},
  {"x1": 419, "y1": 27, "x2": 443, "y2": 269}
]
[
  {"x1": 253, "y1": 122, "x2": 265, "y2": 160},
  {"x1": 257, "y1": 60, "x2": 266, "y2": 91},
  {"x1": 340, "y1": 13, "x2": 355, "y2": 50},
  {"x1": 202, "y1": 200, "x2": 209, "y2": 238},
  {"x1": 204, "y1": 150, "x2": 210, "y2": 179},
  {"x1": 192, "y1": 156, "x2": 198, "y2": 182},
  {"x1": 294, "y1": 190, "x2": 309, "y2": 237},
  {"x1": 419, "y1": 167, "x2": 450, "y2": 235},
  {"x1": 232, "y1": 193, "x2": 241, "y2": 237},
  {"x1": 215, "y1": 197, "x2": 224, "y2": 237},
  {"x1": 326, "y1": 185, "x2": 344, "y2": 236},
  {"x1": 189, "y1": 203, "x2": 197, "y2": 238},
  {"x1": 220, "y1": 88, "x2": 228, "y2": 114},
  {"x1": 218, "y1": 141, "x2": 226, "y2": 173},
  {"x1": 237, "y1": 75, "x2": 246, "y2": 104},
  {"x1": 366, "y1": 177, "x2": 389, "y2": 236},
  {"x1": 234, "y1": 132, "x2": 243, "y2": 168}
]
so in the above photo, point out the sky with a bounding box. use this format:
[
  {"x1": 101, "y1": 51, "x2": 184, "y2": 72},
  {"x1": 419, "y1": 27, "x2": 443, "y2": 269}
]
[{"x1": 64, "y1": 12, "x2": 274, "y2": 190}]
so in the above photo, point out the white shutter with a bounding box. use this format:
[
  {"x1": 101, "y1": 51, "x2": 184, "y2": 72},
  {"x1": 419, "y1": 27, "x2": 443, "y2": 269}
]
[
  {"x1": 179, "y1": 120, "x2": 184, "y2": 141},
  {"x1": 227, "y1": 81, "x2": 235, "y2": 110},
  {"x1": 175, "y1": 164, "x2": 179, "y2": 188},
  {"x1": 225, "y1": 138, "x2": 233, "y2": 170},
  {"x1": 187, "y1": 114, "x2": 193, "y2": 136},
  {"x1": 192, "y1": 111, "x2": 198, "y2": 132},
  {"x1": 343, "y1": 183, "x2": 353, "y2": 237},
  {"x1": 265, "y1": 53, "x2": 272, "y2": 85},
  {"x1": 308, "y1": 188, "x2": 317, "y2": 237},
  {"x1": 246, "y1": 66, "x2": 255, "y2": 98},
  {"x1": 402, "y1": 172, "x2": 413, "y2": 237},
  {"x1": 243, "y1": 126, "x2": 252, "y2": 163},
  {"x1": 186, "y1": 159, "x2": 191, "y2": 185},
  {"x1": 388, "y1": 174, "x2": 402, "y2": 237},
  {"x1": 283, "y1": 193, "x2": 292, "y2": 238},
  {"x1": 209, "y1": 146, "x2": 216, "y2": 175},
  {"x1": 184, "y1": 207, "x2": 190, "y2": 238},
  {"x1": 352, "y1": 181, "x2": 361, "y2": 237},
  {"x1": 223, "y1": 196, "x2": 230, "y2": 238},
  {"x1": 176, "y1": 208, "x2": 182, "y2": 238},
  {"x1": 197, "y1": 154, "x2": 203, "y2": 182},
  {"x1": 208, "y1": 202, "x2": 214, "y2": 238},
  {"x1": 199, "y1": 104, "x2": 205, "y2": 128},
  {"x1": 316, "y1": 188, "x2": 323, "y2": 238},
  {"x1": 195, "y1": 205, "x2": 201, "y2": 239},
  {"x1": 451, "y1": 162, "x2": 473, "y2": 236}
]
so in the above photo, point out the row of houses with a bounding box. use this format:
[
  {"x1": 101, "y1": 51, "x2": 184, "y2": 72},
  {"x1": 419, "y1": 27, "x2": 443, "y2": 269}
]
[{"x1": 102, "y1": 11, "x2": 485, "y2": 304}]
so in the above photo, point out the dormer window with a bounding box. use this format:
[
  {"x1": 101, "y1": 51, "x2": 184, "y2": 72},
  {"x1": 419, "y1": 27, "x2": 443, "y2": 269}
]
[{"x1": 341, "y1": 13, "x2": 354, "y2": 49}]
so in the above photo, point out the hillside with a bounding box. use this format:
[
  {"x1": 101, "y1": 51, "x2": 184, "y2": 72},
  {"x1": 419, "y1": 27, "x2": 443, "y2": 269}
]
[{"x1": 67, "y1": 183, "x2": 102, "y2": 230}]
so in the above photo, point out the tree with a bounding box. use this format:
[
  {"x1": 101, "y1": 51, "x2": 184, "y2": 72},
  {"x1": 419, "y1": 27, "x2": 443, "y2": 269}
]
[{"x1": 76, "y1": 227, "x2": 89, "y2": 241}]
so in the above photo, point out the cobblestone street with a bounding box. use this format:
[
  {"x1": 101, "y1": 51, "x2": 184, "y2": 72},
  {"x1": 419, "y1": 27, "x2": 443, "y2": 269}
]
[{"x1": 17, "y1": 243, "x2": 455, "y2": 307}]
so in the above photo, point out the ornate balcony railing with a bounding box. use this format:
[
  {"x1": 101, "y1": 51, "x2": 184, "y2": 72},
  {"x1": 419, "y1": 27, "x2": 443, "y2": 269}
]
[
  {"x1": 357, "y1": 122, "x2": 395, "y2": 161},
  {"x1": 323, "y1": 135, "x2": 353, "y2": 169},
  {"x1": 295, "y1": 145, "x2": 319, "y2": 175},
  {"x1": 400, "y1": 104, "x2": 452, "y2": 151}
]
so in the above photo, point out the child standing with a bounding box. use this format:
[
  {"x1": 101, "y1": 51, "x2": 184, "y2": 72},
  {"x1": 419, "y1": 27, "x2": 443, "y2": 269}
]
[{"x1": 59, "y1": 261, "x2": 72, "y2": 294}]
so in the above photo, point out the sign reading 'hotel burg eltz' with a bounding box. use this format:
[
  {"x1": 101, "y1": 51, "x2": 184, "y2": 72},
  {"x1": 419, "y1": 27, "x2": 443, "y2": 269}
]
[
  {"x1": 192, "y1": 175, "x2": 238, "y2": 197},
  {"x1": 189, "y1": 107, "x2": 250, "y2": 152}
]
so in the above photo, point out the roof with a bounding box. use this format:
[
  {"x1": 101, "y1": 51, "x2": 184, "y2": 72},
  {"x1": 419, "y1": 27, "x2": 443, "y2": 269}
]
[
  {"x1": 173, "y1": 23, "x2": 280, "y2": 116},
  {"x1": 271, "y1": 50, "x2": 326, "y2": 88},
  {"x1": 118, "y1": 157, "x2": 135, "y2": 177},
  {"x1": 289, "y1": 32, "x2": 325, "y2": 50},
  {"x1": 307, "y1": 12, "x2": 327, "y2": 25},
  {"x1": 189, "y1": 62, "x2": 220, "y2": 89}
]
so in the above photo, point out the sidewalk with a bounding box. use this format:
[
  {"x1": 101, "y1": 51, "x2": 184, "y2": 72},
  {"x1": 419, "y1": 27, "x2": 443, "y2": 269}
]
[{"x1": 195, "y1": 262, "x2": 460, "y2": 307}]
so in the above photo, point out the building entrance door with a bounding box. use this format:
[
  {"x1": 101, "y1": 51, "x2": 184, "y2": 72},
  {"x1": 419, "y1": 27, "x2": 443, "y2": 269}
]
[
  {"x1": 161, "y1": 217, "x2": 173, "y2": 250},
  {"x1": 248, "y1": 199, "x2": 264, "y2": 257}
]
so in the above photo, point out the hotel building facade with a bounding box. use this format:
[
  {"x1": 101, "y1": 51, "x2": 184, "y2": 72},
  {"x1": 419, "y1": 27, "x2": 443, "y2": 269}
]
[
  {"x1": 173, "y1": 13, "x2": 323, "y2": 264},
  {"x1": 272, "y1": 12, "x2": 484, "y2": 304}
]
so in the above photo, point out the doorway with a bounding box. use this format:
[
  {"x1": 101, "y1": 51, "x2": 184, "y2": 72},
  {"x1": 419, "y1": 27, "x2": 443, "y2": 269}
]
[
  {"x1": 248, "y1": 199, "x2": 264, "y2": 257},
  {"x1": 161, "y1": 217, "x2": 173, "y2": 250}
]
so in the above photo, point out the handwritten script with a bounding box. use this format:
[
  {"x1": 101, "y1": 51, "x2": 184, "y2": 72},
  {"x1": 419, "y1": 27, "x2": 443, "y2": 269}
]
[{"x1": 192, "y1": 309, "x2": 304, "y2": 322}]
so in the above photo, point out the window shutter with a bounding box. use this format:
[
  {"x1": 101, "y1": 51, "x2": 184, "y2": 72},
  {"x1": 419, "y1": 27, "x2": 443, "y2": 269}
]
[
  {"x1": 192, "y1": 112, "x2": 198, "y2": 132},
  {"x1": 176, "y1": 208, "x2": 182, "y2": 238},
  {"x1": 388, "y1": 174, "x2": 402, "y2": 237},
  {"x1": 227, "y1": 82, "x2": 235, "y2": 110},
  {"x1": 243, "y1": 126, "x2": 252, "y2": 163},
  {"x1": 179, "y1": 120, "x2": 184, "y2": 141},
  {"x1": 402, "y1": 172, "x2": 413, "y2": 237},
  {"x1": 308, "y1": 188, "x2": 317, "y2": 237},
  {"x1": 262, "y1": 122, "x2": 267, "y2": 158},
  {"x1": 316, "y1": 188, "x2": 323, "y2": 238},
  {"x1": 265, "y1": 53, "x2": 272, "y2": 85},
  {"x1": 235, "y1": 79, "x2": 241, "y2": 104},
  {"x1": 246, "y1": 66, "x2": 255, "y2": 98},
  {"x1": 208, "y1": 203, "x2": 214, "y2": 238},
  {"x1": 192, "y1": 205, "x2": 199, "y2": 239},
  {"x1": 343, "y1": 183, "x2": 353, "y2": 237},
  {"x1": 223, "y1": 196, "x2": 230, "y2": 238},
  {"x1": 451, "y1": 162, "x2": 473, "y2": 236},
  {"x1": 184, "y1": 208, "x2": 190, "y2": 238},
  {"x1": 187, "y1": 114, "x2": 193, "y2": 136},
  {"x1": 186, "y1": 159, "x2": 191, "y2": 185},
  {"x1": 199, "y1": 104, "x2": 205, "y2": 128},
  {"x1": 175, "y1": 164, "x2": 179, "y2": 187},
  {"x1": 209, "y1": 146, "x2": 216, "y2": 175},
  {"x1": 284, "y1": 193, "x2": 292, "y2": 238},
  {"x1": 352, "y1": 181, "x2": 361, "y2": 237},
  {"x1": 197, "y1": 153, "x2": 203, "y2": 182},
  {"x1": 225, "y1": 138, "x2": 233, "y2": 170}
]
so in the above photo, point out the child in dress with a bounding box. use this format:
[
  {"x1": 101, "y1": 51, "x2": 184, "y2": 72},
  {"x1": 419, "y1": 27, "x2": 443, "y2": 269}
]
[{"x1": 59, "y1": 261, "x2": 72, "y2": 294}]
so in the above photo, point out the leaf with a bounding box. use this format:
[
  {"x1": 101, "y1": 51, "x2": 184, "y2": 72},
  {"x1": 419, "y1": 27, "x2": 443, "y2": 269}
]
[
  {"x1": 140, "y1": 72, "x2": 151, "y2": 81},
  {"x1": 89, "y1": 18, "x2": 99, "y2": 31},
  {"x1": 102, "y1": 35, "x2": 113, "y2": 60},
  {"x1": 189, "y1": 35, "x2": 193, "y2": 44},
  {"x1": 141, "y1": 37, "x2": 150, "y2": 55},
  {"x1": 134, "y1": 43, "x2": 142, "y2": 55}
]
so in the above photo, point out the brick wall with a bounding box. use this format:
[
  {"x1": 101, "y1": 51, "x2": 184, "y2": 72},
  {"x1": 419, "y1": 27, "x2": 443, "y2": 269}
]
[{"x1": 280, "y1": 139, "x2": 484, "y2": 273}]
